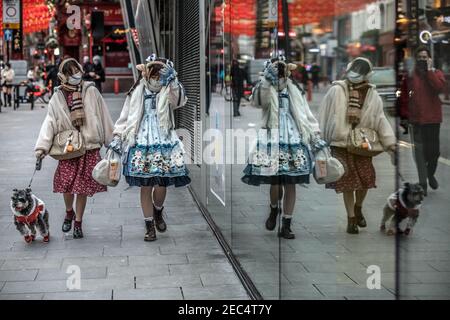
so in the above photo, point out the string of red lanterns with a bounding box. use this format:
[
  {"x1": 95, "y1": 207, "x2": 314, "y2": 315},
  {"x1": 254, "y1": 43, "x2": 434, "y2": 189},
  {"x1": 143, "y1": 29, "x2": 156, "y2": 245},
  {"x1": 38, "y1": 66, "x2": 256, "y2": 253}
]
[
  {"x1": 216, "y1": 0, "x2": 378, "y2": 37},
  {"x1": 278, "y1": 0, "x2": 379, "y2": 27},
  {"x1": 0, "y1": 0, "x2": 55, "y2": 37}
]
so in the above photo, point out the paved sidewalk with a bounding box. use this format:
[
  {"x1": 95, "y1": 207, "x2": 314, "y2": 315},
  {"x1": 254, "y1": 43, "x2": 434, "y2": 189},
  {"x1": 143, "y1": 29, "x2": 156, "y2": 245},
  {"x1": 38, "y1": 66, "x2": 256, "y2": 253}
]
[{"x1": 0, "y1": 96, "x2": 248, "y2": 300}]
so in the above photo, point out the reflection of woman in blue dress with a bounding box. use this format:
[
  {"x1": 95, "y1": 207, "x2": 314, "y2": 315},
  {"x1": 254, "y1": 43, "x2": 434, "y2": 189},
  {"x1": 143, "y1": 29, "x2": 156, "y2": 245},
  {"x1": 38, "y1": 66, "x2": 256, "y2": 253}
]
[
  {"x1": 111, "y1": 54, "x2": 190, "y2": 242},
  {"x1": 242, "y1": 57, "x2": 326, "y2": 239}
]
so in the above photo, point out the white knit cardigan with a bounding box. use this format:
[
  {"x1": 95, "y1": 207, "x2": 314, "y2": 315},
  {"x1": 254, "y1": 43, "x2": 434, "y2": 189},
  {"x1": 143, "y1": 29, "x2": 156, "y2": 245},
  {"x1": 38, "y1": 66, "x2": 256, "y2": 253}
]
[
  {"x1": 35, "y1": 82, "x2": 114, "y2": 154},
  {"x1": 318, "y1": 80, "x2": 396, "y2": 149}
]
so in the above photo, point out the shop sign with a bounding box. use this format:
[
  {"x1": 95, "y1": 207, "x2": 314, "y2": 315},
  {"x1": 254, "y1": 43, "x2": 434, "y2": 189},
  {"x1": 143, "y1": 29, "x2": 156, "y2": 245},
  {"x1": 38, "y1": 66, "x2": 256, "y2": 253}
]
[
  {"x1": 2, "y1": 0, "x2": 21, "y2": 29},
  {"x1": 267, "y1": 0, "x2": 277, "y2": 28}
]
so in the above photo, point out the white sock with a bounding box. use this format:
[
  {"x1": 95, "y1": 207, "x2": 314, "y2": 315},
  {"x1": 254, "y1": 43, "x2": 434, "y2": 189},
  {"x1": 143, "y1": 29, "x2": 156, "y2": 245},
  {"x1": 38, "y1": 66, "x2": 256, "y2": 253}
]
[
  {"x1": 144, "y1": 217, "x2": 154, "y2": 222},
  {"x1": 270, "y1": 203, "x2": 278, "y2": 209},
  {"x1": 282, "y1": 214, "x2": 292, "y2": 219},
  {"x1": 154, "y1": 204, "x2": 163, "y2": 211}
]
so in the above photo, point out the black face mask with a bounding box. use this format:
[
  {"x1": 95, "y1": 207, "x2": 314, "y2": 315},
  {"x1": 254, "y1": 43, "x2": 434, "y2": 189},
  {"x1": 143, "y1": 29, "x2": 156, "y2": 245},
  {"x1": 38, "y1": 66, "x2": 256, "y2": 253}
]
[{"x1": 416, "y1": 60, "x2": 428, "y2": 72}]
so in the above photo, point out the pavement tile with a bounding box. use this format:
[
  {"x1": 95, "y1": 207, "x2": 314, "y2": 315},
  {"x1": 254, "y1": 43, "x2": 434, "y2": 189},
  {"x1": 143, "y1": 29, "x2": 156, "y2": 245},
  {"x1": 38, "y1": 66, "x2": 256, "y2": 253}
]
[
  {"x1": 113, "y1": 288, "x2": 183, "y2": 300},
  {"x1": 43, "y1": 290, "x2": 112, "y2": 300},
  {"x1": 107, "y1": 265, "x2": 170, "y2": 278},
  {"x1": 45, "y1": 248, "x2": 104, "y2": 259},
  {"x1": 1, "y1": 258, "x2": 63, "y2": 270},
  {"x1": 200, "y1": 273, "x2": 241, "y2": 286},
  {"x1": 62, "y1": 256, "x2": 128, "y2": 268},
  {"x1": 398, "y1": 284, "x2": 450, "y2": 297},
  {"x1": 103, "y1": 246, "x2": 159, "y2": 257},
  {"x1": 186, "y1": 252, "x2": 229, "y2": 264},
  {"x1": 136, "y1": 274, "x2": 202, "y2": 289},
  {"x1": 425, "y1": 261, "x2": 450, "y2": 272},
  {"x1": 36, "y1": 267, "x2": 107, "y2": 281},
  {"x1": 129, "y1": 254, "x2": 188, "y2": 266},
  {"x1": 1, "y1": 280, "x2": 68, "y2": 294},
  {"x1": 0, "y1": 293, "x2": 43, "y2": 300},
  {"x1": 283, "y1": 272, "x2": 355, "y2": 285},
  {"x1": 0, "y1": 270, "x2": 38, "y2": 282},
  {"x1": 314, "y1": 284, "x2": 395, "y2": 299},
  {"x1": 182, "y1": 285, "x2": 249, "y2": 300}
]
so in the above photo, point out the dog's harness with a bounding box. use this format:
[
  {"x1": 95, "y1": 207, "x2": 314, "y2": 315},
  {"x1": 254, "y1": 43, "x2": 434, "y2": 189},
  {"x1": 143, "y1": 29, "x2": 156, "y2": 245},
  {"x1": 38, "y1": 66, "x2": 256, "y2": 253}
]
[{"x1": 12, "y1": 196, "x2": 45, "y2": 225}]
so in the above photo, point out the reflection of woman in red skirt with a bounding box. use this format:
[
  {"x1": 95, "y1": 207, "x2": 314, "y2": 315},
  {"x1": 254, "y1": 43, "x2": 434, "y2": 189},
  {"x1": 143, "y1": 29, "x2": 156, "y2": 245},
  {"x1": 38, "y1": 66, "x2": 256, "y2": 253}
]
[
  {"x1": 35, "y1": 58, "x2": 114, "y2": 239},
  {"x1": 319, "y1": 57, "x2": 396, "y2": 234}
]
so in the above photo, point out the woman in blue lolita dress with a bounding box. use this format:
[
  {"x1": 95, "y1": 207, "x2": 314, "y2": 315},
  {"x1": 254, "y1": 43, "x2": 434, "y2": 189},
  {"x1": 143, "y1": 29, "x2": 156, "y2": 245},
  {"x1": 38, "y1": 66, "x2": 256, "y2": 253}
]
[
  {"x1": 111, "y1": 54, "x2": 190, "y2": 241},
  {"x1": 242, "y1": 57, "x2": 327, "y2": 239}
]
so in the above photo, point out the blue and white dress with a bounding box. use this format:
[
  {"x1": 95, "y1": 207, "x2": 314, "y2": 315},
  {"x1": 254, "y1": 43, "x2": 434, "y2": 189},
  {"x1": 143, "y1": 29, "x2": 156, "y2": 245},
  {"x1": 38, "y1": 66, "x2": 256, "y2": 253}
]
[
  {"x1": 241, "y1": 88, "x2": 314, "y2": 185},
  {"x1": 123, "y1": 88, "x2": 191, "y2": 187}
]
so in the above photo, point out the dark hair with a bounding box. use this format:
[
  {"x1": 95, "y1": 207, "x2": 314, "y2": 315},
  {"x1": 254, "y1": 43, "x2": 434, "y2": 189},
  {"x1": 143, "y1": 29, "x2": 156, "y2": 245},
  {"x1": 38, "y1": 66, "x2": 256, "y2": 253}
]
[
  {"x1": 60, "y1": 59, "x2": 82, "y2": 76},
  {"x1": 5, "y1": 62, "x2": 11, "y2": 68},
  {"x1": 415, "y1": 46, "x2": 431, "y2": 58}
]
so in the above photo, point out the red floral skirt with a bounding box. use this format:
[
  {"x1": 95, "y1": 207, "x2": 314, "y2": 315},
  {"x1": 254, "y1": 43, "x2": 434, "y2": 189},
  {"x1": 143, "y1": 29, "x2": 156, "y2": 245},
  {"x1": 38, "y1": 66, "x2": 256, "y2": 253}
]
[
  {"x1": 53, "y1": 149, "x2": 107, "y2": 197},
  {"x1": 325, "y1": 146, "x2": 376, "y2": 193}
]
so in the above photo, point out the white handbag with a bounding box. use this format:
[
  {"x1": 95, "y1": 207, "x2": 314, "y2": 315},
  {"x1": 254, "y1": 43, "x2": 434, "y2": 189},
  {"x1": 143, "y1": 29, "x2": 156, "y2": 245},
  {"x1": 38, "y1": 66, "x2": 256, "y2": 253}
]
[
  {"x1": 313, "y1": 147, "x2": 345, "y2": 184},
  {"x1": 92, "y1": 149, "x2": 121, "y2": 187}
]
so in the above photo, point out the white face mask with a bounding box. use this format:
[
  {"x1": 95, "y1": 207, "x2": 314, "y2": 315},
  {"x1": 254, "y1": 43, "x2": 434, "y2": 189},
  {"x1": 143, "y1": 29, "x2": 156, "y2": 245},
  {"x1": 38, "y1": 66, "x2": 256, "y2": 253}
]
[
  {"x1": 68, "y1": 72, "x2": 83, "y2": 85},
  {"x1": 347, "y1": 71, "x2": 364, "y2": 84}
]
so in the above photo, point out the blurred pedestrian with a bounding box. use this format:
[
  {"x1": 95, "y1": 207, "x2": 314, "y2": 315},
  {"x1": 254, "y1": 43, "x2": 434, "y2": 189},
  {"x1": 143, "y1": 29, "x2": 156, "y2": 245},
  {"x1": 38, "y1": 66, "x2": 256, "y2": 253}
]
[
  {"x1": 231, "y1": 59, "x2": 246, "y2": 116},
  {"x1": 27, "y1": 67, "x2": 35, "y2": 82},
  {"x1": 1, "y1": 62, "x2": 15, "y2": 107},
  {"x1": 34, "y1": 58, "x2": 114, "y2": 239},
  {"x1": 92, "y1": 55, "x2": 106, "y2": 93},
  {"x1": 311, "y1": 62, "x2": 320, "y2": 90},
  {"x1": 45, "y1": 63, "x2": 59, "y2": 94},
  {"x1": 399, "y1": 46, "x2": 446, "y2": 195},
  {"x1": 319, "y1": 57, "x2": 396, "y2": 234},
  {"x1": 82, "y1": 56, "x2": 95, "y2": 82}
]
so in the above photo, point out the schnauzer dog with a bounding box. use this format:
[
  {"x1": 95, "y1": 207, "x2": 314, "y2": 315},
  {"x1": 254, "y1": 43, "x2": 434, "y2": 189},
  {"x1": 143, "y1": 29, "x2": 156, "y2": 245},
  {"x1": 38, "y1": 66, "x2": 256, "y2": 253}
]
[
  {"x1": 380, "y1": 182, "x2": 425, "y2": 236},
  {"x1": 11, "y1": 188, "x2": 50, "y2": 243}
]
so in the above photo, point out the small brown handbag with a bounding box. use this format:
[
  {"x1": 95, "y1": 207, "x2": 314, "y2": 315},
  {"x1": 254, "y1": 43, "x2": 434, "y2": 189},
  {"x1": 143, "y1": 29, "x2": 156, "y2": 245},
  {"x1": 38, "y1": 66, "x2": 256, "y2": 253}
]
[
  {"x1": 49, "y1": 129, "x2": 86, "y2": 160},
  {"x1": 347, "y1": 127, "x2": 383, "y2": 157}
]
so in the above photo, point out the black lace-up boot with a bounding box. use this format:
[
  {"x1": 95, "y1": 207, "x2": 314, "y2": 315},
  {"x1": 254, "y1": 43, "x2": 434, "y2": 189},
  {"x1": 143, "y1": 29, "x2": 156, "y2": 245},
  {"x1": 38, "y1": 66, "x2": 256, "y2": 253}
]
[
  {"x1": 265, "y1": 205, "x2": 280, "y2": 231},
  {"x1": 153, "y1": 205, "x2": 167, "y2": 233},
  {"x1": 278, "y1": 217, "x2": 295, "y2": 239}
]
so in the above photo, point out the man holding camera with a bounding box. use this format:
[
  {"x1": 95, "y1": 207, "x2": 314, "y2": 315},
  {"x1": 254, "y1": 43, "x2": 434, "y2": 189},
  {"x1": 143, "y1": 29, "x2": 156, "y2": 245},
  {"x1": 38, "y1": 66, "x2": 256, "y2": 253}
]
[{"x1": 400, "y1": 46, "x2": 446, "y2": 195}]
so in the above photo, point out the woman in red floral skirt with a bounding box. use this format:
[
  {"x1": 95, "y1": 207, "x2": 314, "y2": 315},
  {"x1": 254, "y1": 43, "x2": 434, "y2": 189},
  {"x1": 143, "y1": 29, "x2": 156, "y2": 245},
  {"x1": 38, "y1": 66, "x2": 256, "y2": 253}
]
[
  {"x1": 35, "y1": 58, "x2": 114, "y2": 238},
  {"x1": 318, "y1": 57, "x2": 396, "y2": 234}
]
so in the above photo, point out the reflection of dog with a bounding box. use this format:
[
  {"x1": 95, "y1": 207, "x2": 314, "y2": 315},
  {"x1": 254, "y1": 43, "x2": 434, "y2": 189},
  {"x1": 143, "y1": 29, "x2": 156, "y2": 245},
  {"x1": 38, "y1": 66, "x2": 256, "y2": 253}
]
[
  {"x1": 380, "y1": 183, "x2": 425, "y2": 236},
  {"x1": 11, "y1": 188, "x2": 50, "y2": 243}
]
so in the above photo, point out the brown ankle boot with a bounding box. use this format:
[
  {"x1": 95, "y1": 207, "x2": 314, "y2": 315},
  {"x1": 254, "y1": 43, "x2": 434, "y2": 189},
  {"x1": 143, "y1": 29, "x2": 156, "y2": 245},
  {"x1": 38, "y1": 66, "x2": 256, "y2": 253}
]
[
  {"x1": 347, "y1": 217, "x2": 359, "y2": 234},
  {"x1": 354, "y1": 205, "x2": 367, "y2": 228},
  {"x1": 144, "y1": 220, "x2": 157, "y2": 241}
]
